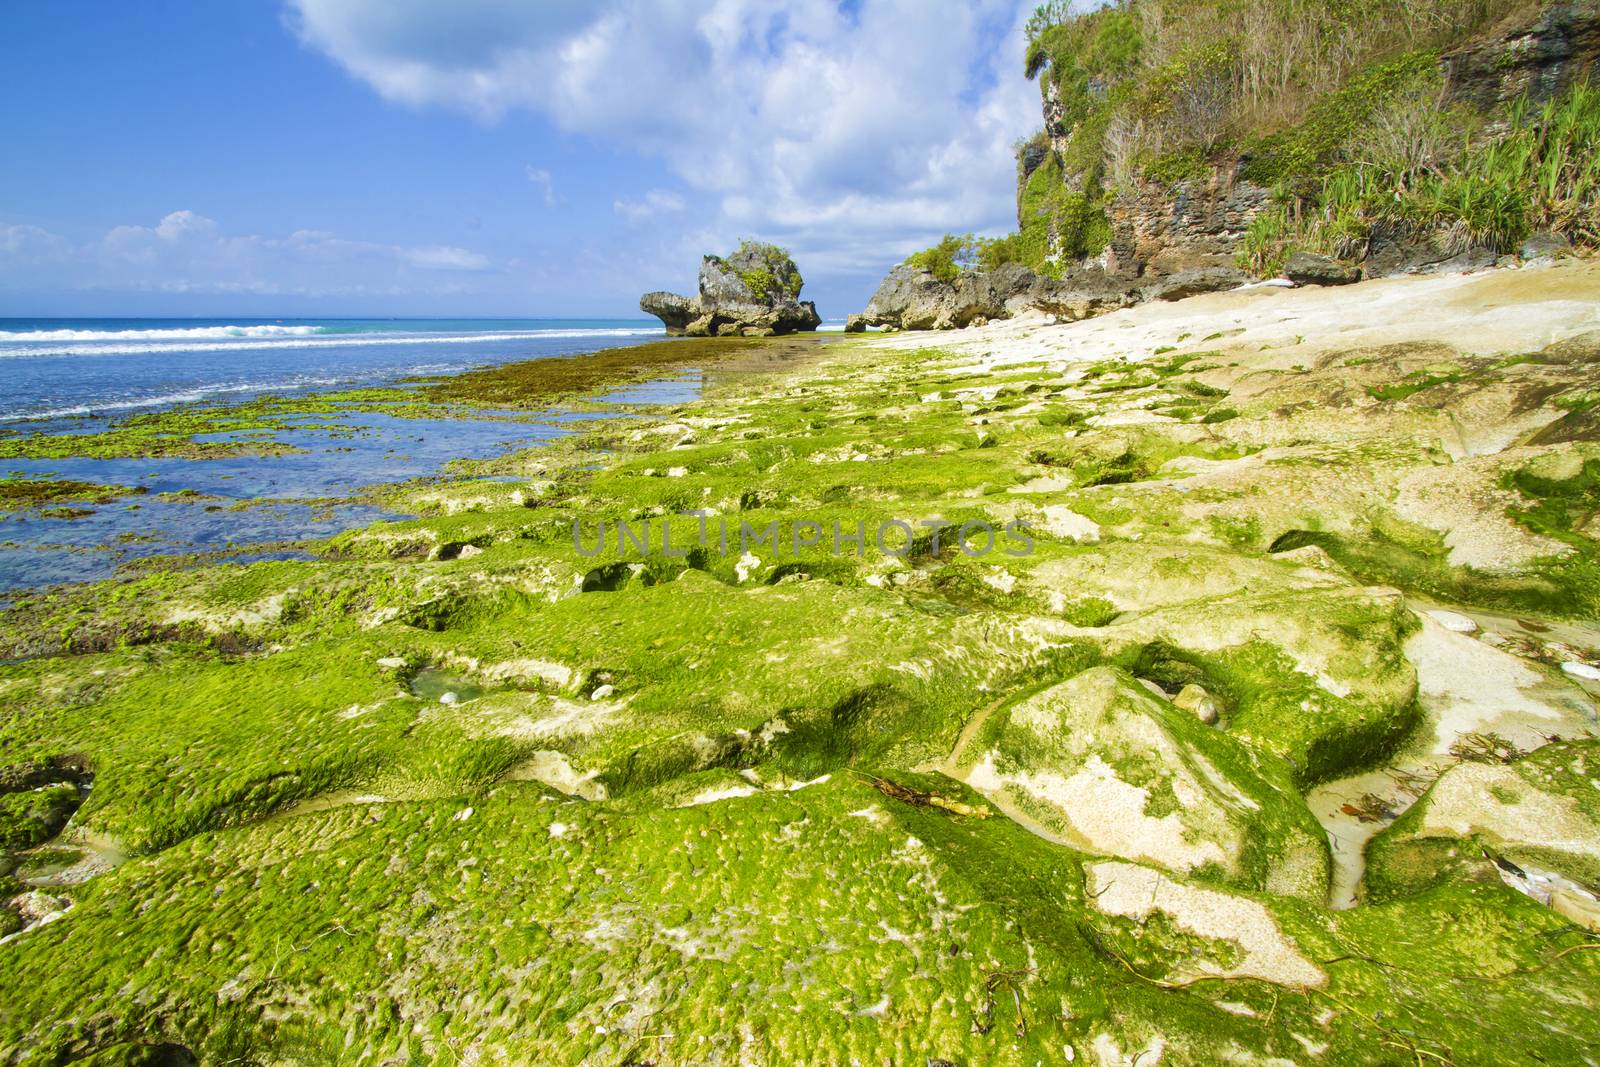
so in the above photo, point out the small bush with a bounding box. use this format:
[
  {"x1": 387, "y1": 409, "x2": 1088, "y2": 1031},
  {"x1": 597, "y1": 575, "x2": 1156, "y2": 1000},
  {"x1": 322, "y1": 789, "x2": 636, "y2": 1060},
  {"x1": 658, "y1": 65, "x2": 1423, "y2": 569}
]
[
  {"x1": 906, "y1": 234, "x2": 977, "y2": 283},
  {"x1": 1236, "y1": 207, "x2": 1293, "y2": 277}
]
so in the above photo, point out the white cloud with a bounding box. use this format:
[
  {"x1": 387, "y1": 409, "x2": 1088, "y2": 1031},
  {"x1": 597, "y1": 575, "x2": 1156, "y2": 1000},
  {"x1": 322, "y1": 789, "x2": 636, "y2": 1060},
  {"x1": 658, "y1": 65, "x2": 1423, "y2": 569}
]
[
  {"x1": 0, "y1": 210, "x2": 499, "y2": 298},
  {"x1": 613, "y1": 189, "x2": 686, "y2": 222},
  {"x1": 0, "y1": 224, "x2": 69, "y2": 259},
  {"x1": 525, "y1": 165, "x2": 556, "y2": 206},
  {"x1": 401, "y1": 244, "x2": 493, "y2": 271},
  {"x1": 288, "y1": 0, "x2": 1042, "y2": 273}
]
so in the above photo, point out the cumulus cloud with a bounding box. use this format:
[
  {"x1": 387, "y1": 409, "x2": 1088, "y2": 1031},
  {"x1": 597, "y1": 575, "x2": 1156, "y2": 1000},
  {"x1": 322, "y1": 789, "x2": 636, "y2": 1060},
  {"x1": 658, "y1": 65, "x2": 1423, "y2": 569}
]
[
  {"x1": 0, "y1": 210, "x2": 500, "y2": 299},
  {"x1": 288, "y1": 0, "x2": 1042, "y2": 276},
  {"x1": 0, "y1": 224, "x2": 69, "y2": 259}
]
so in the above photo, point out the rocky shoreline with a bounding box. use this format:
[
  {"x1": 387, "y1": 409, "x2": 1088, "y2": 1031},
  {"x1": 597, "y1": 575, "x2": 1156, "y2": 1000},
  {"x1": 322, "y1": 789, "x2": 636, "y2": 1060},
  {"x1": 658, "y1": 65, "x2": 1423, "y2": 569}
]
[{"x1": 1, "y1": 261, "x2": 1598, "y2": 1063}]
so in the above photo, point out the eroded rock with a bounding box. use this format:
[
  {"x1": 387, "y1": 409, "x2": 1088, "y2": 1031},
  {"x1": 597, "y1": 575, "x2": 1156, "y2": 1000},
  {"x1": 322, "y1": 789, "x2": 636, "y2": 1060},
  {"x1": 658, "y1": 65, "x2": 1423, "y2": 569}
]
[
  {"x1": 639, "y1": 243, "x2": 821, "y2": 336},
  {"x1": 1367, "y1": 740, "x2": 1600, "y2": 903},
  {"x1": 957, "y1": 666, "x2": 1329, "y2": 899}
]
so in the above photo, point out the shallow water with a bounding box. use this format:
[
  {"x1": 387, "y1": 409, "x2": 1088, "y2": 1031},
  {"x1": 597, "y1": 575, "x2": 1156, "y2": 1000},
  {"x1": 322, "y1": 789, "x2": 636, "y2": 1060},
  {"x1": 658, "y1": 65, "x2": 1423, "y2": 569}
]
[
  {"x1": 1, "y1": 370, "x2": 705, "y2": 594},
  {"x1": 1309, "y1": 604, "x2": 1600, "y2": 909},
  {"x1": 0, "y1": 409, "x2": 577, "y2": 592}
]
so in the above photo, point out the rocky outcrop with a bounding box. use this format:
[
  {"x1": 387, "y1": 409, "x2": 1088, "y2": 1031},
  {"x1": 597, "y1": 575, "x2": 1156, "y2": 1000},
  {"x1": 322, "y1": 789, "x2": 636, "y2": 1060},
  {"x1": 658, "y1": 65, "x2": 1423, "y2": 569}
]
[
  {"x1": 861, "y1": 262, "x2": 1139, "y2": 331},
  {"x1": 1284, "y1": 252, "x2": 1361, "y2": 286},
  {"x1": 1105, "y1": 169, "x2": 1273, "y2": 279},
  {"x1": 638, "y1": 291, "x2": 698, "y2": 333},
  {"x1": 1444, "y1": 0, "x2": 1600, "y2": 112},
  {"x1": 1363, "y1": 226, "x2": 1499, "y2": 279},
  {"x1": 1145, "y1": 266, "x2": 1249, "y2": 302},
  {"x1": 640, "y1": 243, "x2": 821, "y2": 337}
]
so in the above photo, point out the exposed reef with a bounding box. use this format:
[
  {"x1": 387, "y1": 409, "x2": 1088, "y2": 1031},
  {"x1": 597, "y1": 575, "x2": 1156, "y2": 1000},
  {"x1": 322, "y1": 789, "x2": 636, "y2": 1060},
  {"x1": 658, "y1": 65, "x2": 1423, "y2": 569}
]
[{"x1": 1, "y1": 262, "x2": 1599, "y2": 1064}]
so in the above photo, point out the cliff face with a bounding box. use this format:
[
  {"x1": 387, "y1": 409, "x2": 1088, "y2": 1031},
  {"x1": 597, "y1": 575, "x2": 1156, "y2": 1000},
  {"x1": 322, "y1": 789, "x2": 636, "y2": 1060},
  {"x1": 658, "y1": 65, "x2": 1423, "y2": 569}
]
[
  {"x1": 863, "y1": 0, "x2": 1598, "y2": 331},
  {"x1": 1052, "y1": 1, "x2": 1600, "y2": 284},
  {"x1": 1102, "y1": 169, "x2": 1272, "y2": 279},
  {"x1": 1444, "y1": 0, "x2": 1600, "y2": 112}
]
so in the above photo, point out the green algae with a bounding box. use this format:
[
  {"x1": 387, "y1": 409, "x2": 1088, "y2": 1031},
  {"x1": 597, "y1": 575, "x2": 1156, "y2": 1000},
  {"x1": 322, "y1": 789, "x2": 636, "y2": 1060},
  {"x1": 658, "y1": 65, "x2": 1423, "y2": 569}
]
[
  {"x1": 1366, "y1": 738, "x2": 1600, "y2": 902},
  {"x1": 0, "y1": 479, "x2": 142, "y2": 511},
  {"x1": 0, "y1": 782, "x2": 79, "y2": 851},
  {"x1": 0, "y1": 324, "x2": 1599, "y2": 1062},
  {"x1": 416, "y1": 335, "x2": 828, "y2": 409}
]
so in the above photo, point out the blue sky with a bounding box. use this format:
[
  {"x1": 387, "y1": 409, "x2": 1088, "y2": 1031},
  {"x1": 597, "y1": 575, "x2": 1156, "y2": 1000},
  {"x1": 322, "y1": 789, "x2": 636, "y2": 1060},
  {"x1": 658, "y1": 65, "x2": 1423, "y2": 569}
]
[{"x1": 0, "y1": 1, "x2": 1041, "y2": 319}]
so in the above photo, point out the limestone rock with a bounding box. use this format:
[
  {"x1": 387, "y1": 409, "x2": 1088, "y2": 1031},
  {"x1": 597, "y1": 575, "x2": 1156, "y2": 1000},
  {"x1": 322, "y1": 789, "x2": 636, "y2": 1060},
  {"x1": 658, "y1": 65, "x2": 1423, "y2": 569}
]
[
  {"x1": 1174, "y1": 683, "x2": 1222, "y2": 725},
  {"x1": 1444, "y1": 1, "x2": 1600, "y2": 112},
  {"x1": 1024, "y1": 269, "x2": 1140, "y2": 321},
  {"x1": 639, "y1": 291, "x2": 697, "y2": 333},
  {"x1": 1284, "y1": 252, "x2": 1360, "y2": 286},
  {"x1": 957, "y1": 666, "x2": 1329, "y2": 899},
  {"x1": 1521, "y1": 231, "x2": 1573, "y2": 261},
  {"x1": 843, "y1": 314, "x2": 866, "y2": 333},
  {"x1": 639, "y1": 243, "x2": 821, "y2": 336},
  {"x1": 1145, "y1": 267, "x2": 1248, "y2": 302},
  {"x1": 1364, "y1": 227, "x2": 1497, "y2": 278},
  {"x1": 860, "y1": 264, "x2": 960, "y2": 330},
  {"x1": 1366, "y1": 740, "x2": 1600, "y2": 903},
  {"x1": 1424, "y1": 609, "x2": 1478, "y2": 634},
  {"x1": 1105, "y1": 171, "x2": 1274, "y2": 281},
  {"x1": 859, "y1": 262, "x2": 1137, "y2": 331}
]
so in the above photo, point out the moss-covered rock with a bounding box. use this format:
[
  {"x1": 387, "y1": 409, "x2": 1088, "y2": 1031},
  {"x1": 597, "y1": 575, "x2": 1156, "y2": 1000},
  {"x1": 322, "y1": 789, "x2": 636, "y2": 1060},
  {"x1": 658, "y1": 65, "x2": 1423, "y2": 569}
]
[
  {"x1": 1367, "y1": 739, "x2": 1600, "y2": 903},
  {"x1": 0, "y1": 783, "x2": 80, "y2": 853},
  {"x1": 954, "y1": 665, "x2": 1329, "y2": 899}
]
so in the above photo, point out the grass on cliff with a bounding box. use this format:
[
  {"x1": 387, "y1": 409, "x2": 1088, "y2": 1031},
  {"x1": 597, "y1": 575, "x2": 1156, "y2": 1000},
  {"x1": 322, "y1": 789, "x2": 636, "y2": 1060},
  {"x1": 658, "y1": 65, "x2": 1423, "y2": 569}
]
[
  {"x1": 1010, "y1": 0, "x2": 1544, "y2": 274},
  {"x1": 1243, "y1": 79, "x2": 1600, "y2": 273}
]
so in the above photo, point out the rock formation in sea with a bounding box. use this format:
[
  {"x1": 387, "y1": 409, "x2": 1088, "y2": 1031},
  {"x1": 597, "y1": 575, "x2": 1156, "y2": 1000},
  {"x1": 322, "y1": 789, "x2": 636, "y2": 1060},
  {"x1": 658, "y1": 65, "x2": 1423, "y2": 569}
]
[{"x1": 641, "y1": 241, "x2": 821, "y2": 337}]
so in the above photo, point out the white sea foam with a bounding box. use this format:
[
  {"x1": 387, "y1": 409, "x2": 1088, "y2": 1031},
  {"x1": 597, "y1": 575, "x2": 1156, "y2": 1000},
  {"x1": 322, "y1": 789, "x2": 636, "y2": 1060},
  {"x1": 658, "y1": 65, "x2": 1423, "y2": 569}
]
[
  {"x1": 0, "y1": 324, "x2": 329, "y2": 342},
  {"x1": 0, "y1": 376, "x2": 352, "y2": 422},
  {"x1": 0, "y1": 327, "x2": 662, "y2": 359}
]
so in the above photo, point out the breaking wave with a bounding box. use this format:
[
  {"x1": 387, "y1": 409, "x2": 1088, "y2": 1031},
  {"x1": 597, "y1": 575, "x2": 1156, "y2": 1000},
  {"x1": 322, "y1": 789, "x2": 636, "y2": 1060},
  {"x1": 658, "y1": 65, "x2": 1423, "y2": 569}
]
[
  {"x1": 0, "y1": 327, "x2": 662, "y2": 359},
  {"x1": 0, "y1": 324, "x2": 329, "y2": 342}
]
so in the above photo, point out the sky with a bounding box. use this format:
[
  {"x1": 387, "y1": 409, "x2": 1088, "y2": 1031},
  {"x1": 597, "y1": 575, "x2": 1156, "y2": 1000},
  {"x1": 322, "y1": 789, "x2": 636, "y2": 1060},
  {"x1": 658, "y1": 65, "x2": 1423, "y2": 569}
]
[{"x1": 0, "y1": 1, "x2": 1045, "y2": 319}]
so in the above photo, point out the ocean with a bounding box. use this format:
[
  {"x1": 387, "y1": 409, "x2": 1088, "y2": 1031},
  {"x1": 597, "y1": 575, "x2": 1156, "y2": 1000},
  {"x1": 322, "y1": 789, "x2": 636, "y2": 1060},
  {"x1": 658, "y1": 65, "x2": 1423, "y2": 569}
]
[
  {"x1": 0, "y1": 317, "x2": 664, "y2": 424},
  {"x1": 0, "y1": 318, "x2": 674, "y2": 593}
]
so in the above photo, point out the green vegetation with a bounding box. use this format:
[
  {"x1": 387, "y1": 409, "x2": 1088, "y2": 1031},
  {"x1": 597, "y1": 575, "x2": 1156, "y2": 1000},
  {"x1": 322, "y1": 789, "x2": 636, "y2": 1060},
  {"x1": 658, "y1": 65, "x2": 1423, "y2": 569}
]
[
  {"x1": 905, "y1": 233, "x2": 978, "y2": 282},
  {"x1": 1250, "y1": 80, "x2": 1600, "y2": 271},
  {"x1": 0, "y1": 783, "x2": 79, "y2": 851},
  {"x1": 0, "y1": 478, "x2": 142, "y2": 511},
  {"x1": 1, "y1": 310, "x2": 1599, "y2": 1061},
  {"x1": 419, "y1": 335, "x2": 809, "y2": 408},
  {"x1": 1003, "y1": 0, "x2": 1577, "y2": 277},
  {"x1": 903, "y1": 232, "x2": 1047, "y2": 281},
  {"x1": 731, "y1": 239, "x2": 804, "y2": 301}
]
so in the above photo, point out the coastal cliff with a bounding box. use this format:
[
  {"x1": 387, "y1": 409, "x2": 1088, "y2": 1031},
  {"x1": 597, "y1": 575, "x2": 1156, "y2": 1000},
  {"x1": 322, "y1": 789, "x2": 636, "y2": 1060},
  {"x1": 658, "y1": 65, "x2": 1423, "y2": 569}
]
[{"x1": 863, "y1": 0, "x2": 1600, "y2": 330}]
